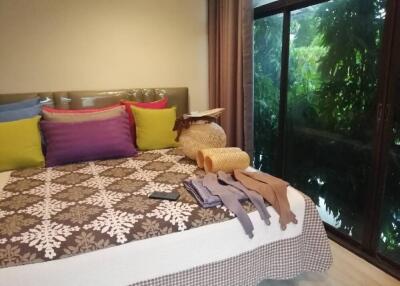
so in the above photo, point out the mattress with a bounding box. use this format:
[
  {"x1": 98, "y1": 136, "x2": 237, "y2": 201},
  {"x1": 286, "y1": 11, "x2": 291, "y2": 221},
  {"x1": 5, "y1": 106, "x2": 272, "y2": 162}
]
[{"x1": 0, "y1": 148, "x2": 332, "y2": 286}]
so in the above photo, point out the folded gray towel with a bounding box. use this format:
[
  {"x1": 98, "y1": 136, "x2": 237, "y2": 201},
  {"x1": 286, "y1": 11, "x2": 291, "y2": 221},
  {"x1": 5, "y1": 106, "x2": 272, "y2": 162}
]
[
  {"x1": 183, "y1": 172, "x2": 273, "y2": 238},
  {"x1": 202, "y1": 173, "x2": 254, "y2": 238},
  {"x1": 184, "y1": 178, "x2": 247, "y2": 208},
  {"x1": 217, "y1": 171, "x2": 271, "y2": 226}
]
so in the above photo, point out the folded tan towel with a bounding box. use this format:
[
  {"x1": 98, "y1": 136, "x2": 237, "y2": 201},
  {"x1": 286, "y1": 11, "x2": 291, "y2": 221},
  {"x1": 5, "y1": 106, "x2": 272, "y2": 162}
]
[
  {"x1": 196, "y1": 147, "x2": 241, "y2": 168},
  {"x1": 204, "y1": 151, "x2": 250, "y2": 173}
]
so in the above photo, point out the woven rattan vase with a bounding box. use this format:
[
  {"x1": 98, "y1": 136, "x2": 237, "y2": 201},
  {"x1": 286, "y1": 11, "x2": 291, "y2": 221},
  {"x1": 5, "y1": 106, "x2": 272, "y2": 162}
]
[
  {"x1": 196, "y1": 147, "x2": 241, "y2": 168},
  {"x1": 179, "y1": 122, "x2": 226, "y2": 160},
  {"x1": 204, "y1": 151, "x2": 250, "y2": 173}
]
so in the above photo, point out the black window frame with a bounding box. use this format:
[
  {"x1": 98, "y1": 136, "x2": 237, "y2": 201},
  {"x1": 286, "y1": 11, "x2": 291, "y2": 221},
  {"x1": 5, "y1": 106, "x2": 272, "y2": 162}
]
[{"x1": 253, "y1": 0, "x2": 400, "y2": 279}]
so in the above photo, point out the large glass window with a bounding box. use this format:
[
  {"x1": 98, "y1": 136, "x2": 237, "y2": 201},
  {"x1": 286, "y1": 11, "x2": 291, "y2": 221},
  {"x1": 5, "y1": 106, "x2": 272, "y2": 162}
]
[
  {"x1": 284, "y1": 0, "x2": 387, "y2": 241},
  {"x1": 254, "y1": 0, "x2": 399, "y2": 273}
]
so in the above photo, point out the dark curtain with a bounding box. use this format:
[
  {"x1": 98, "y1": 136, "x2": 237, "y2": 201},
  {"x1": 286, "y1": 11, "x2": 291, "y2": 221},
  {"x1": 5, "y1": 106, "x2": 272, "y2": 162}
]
[{"x1": 208, "y1": 0, "x2": 253, "y2": 154}]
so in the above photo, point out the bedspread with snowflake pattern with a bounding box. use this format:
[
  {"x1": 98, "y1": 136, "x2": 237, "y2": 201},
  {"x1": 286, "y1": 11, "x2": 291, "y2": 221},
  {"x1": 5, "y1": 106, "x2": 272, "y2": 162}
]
[{"x1": 0, "y1": 148, "x2": 257, "y2": 268}]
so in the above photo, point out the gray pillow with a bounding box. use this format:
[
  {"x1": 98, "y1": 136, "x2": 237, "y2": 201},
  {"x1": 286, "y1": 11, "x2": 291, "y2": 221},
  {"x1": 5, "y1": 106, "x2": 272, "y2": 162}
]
[
  {"x1": 0, "y1": 104, "x2": 42, "y2": 122},
  {"x1": 0, "y1": 98, "x2": 39, "y2": 112}
]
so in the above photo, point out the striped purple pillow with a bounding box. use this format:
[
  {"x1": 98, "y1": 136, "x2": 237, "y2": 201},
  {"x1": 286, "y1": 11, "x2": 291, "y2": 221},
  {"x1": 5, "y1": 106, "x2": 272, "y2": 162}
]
[{"x1": 41, "y1": 113, "x2": 137, "y2": 167}]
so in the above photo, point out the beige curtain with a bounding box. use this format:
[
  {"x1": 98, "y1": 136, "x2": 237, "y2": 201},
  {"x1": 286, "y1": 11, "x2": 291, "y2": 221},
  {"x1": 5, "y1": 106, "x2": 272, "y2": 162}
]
[{"x1": 208, "y1": 0, "x2": 253, "y2": 154}]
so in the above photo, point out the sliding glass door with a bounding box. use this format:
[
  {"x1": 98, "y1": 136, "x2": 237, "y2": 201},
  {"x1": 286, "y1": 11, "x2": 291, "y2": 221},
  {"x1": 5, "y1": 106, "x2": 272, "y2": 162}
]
[
  {"x1": 285, "y1": 0, "x2": 386, "y2": 241},
  {"x1": 254, "y1": 0, "x2": 399, "y2": 276}
]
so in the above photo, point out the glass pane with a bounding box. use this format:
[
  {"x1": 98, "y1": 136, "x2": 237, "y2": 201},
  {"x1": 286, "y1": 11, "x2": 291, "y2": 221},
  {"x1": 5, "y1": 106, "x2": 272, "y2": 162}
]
[
  {"x1": 284, "y1": 0, "x2": 387, "y2": 241},
  {"x1": 378, "y1": 98, "x2": 400, "y2": 263},
  {"x1": 253, "y1": 14, "x2": 283, "y2": 173}
]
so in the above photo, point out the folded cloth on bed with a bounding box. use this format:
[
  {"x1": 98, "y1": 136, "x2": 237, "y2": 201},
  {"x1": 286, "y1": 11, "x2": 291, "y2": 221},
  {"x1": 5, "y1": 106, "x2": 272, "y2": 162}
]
[
  {"x1": 234, "y1": 169, "x2": 297, "y2": 230},
  {"x1": 202, "y1": 173, "x2": 254, "y2": 238},
  {"x1": 184, "y1": 173, "x2": 271, "y2": 226},
  {"x1": 217, "y1": 171, "x2": 271, "y2": 226},
  {"x1": 183, "y1": 179, "x2": 219, "y2": 208},
  {"x1": 183, "y1": 178, "x2": 247, "y2": 208},
  {"x1": 185, "y1": 173, "x2": 272, "y2": 237},
  {"x1": 185, "y1": 169, "x2": 297, "y2": 232}
]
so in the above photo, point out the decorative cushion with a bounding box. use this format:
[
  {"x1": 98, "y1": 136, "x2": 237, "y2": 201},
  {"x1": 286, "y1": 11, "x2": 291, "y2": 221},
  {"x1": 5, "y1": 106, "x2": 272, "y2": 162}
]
[
  {"x1": 0, "y1": 98, "x2": 40, "y2": 112},
  {"x1": 41, "y1": 113, "x2": 137, "y2": 167},
  {"x1": 121, "y1": 97, "x2": 168, "y2": 145},
  {"x1": 121, "y1": 97, "x2": 168, "y2": 110},
  {"x1": 42, "y1": 105, "x2": 125, "y2": 122},
  {"x1": 42, "y1": 104, "x2": 120, "y2": 113},
  {"x1": 0, "y1": 104, "x2": 42, "y2": 122},
  {"x1": 0, "y1": 116, "x2": 45, "y2": 171},
  {"x1": 131, "y1": 106, "x2": 178, "y2": 150},
  {"x1": 121, "y1": 98, "x2": 169, "y2": 122}
]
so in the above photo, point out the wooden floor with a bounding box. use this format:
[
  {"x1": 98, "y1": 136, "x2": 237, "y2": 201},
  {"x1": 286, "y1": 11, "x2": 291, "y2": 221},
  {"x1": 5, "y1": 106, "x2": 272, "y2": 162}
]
[{"x1": 259, "y1": 240, "x2": 399, "y2": 286}]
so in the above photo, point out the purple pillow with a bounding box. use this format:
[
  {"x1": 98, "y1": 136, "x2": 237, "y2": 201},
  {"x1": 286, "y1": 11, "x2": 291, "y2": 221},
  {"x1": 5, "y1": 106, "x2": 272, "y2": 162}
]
[{"x1": 41, "y1": 114, "x2": 137, "y2": 167}]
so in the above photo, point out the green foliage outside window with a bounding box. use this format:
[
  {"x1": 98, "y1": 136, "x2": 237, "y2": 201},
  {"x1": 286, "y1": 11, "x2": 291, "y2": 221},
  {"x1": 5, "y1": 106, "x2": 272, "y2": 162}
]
[{"x1": 254, "y1": 0, "x2": 399, "y2": 262}]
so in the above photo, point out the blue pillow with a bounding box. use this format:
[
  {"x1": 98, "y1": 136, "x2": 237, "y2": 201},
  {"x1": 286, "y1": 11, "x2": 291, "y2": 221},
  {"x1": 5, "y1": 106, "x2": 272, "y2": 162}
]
[
  {"x1": 0, "y1": 104, "x2": 42, "y2": 122},
  {"x1": 0, "y1": 98, "x2": 40, "y2": 112}
]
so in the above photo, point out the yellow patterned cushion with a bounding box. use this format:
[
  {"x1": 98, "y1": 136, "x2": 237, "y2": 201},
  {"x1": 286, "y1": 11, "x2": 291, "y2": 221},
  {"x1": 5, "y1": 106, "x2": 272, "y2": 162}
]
[
  {"x1": 131, "y1": 106, "x2": 178, "y2": 150},
  {"x1": 0, "y1": 116, "x2": 45, "y2": 171}
]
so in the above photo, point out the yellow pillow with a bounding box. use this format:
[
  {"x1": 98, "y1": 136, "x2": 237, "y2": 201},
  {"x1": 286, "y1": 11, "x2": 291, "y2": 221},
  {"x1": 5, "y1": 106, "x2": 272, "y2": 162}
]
[
  {"x1": 0, "y1": 116, "x2": 45, "y2": 172},
  {"x1": 131, "y1": 106, "x2": 179, "y2": 150}
]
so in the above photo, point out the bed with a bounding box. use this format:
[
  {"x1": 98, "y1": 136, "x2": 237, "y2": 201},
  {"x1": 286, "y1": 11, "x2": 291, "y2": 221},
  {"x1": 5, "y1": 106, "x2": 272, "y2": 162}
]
[{"x1": 0, "y1": 88, "x2": 332, "y2": 286}]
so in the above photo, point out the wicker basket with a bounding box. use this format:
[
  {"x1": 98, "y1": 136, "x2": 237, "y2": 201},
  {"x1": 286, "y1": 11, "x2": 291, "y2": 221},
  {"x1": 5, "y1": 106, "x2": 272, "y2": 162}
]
[
  {"x1": 179, "y1": 122, "x2": 226, "y2": 160},
  {"x1": 204, "y1": 151, "x2": 250, "y2": 173}
]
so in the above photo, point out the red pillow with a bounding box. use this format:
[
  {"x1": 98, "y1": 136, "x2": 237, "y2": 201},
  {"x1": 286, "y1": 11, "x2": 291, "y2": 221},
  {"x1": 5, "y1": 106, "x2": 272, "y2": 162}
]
[
  {"x1": 42, "y1": 104, "x2": 120, "y2": 113},
  {"x1": 121, "y1": 97, "x2": 168, "y2": 144},
  {"x1": 125, "y1": 97, "x2": 168, "y2": 109}
]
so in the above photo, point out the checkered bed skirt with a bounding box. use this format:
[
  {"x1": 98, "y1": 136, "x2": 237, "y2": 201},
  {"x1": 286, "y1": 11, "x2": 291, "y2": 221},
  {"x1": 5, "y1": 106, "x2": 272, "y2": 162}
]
[{"x1": 130, "y1": 196, "x2": 333, "y2": 286}]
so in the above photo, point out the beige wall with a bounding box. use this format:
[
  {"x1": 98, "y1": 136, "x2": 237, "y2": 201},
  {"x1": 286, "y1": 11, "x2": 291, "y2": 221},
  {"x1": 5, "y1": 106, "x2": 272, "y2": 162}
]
[{"x1": 0, "y1": 0, "x2": 208, "y2": 111}]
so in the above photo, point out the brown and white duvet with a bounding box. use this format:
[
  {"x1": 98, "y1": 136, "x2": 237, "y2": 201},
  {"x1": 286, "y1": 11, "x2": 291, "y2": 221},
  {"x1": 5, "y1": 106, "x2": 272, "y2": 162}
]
[{"x1": 0, "y1": 148, "x2": 252, "y2": 267}]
